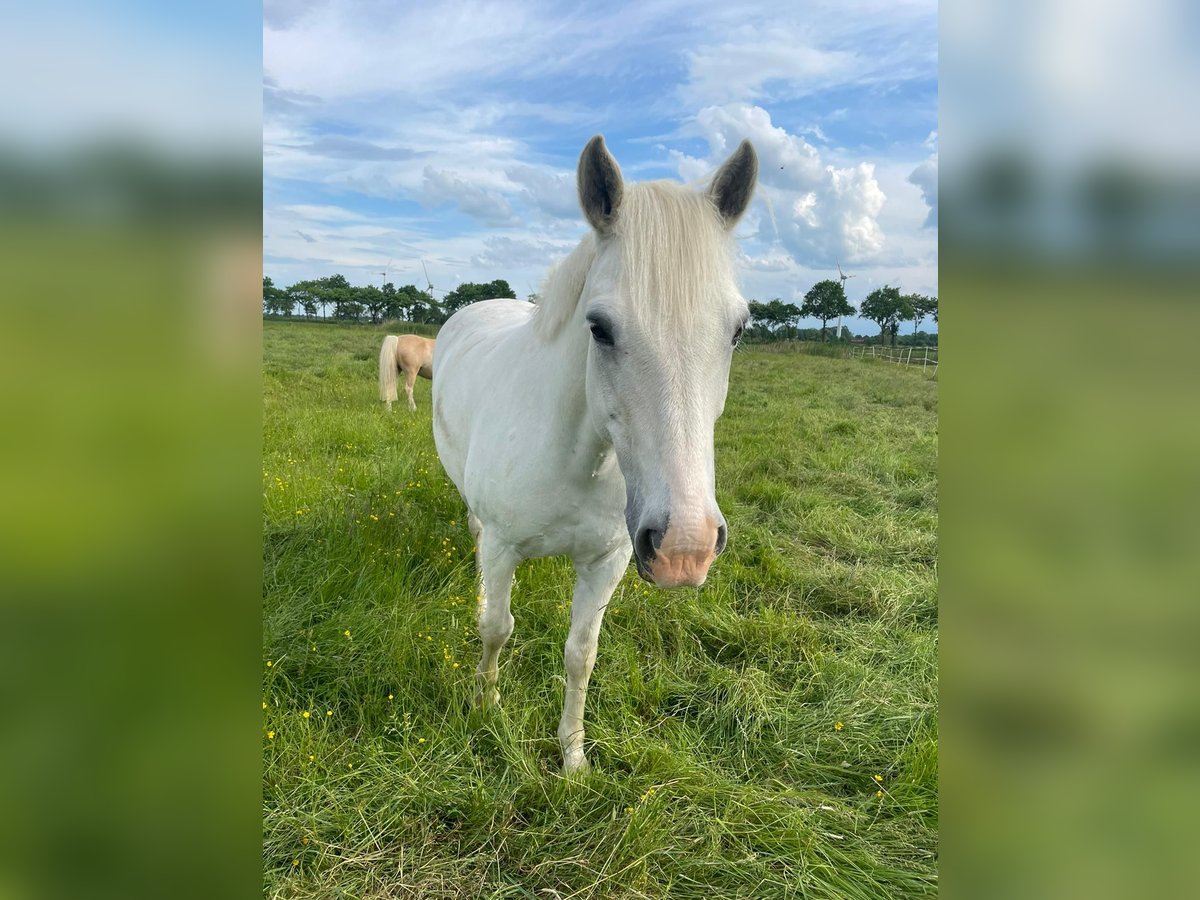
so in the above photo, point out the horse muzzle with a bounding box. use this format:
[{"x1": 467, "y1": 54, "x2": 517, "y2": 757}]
[{"x1": 632, "y1": 515, "x2": 727, "y2": 588}]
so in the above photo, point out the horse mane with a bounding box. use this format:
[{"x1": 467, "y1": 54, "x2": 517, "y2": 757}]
[
  {"x1": 532, "y1": 180, "x2": 737, "y2": 341},
  {"x1": 531, "y1": 232, "x2": 598, "y2": 340}
]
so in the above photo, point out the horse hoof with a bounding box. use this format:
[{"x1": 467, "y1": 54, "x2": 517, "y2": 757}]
[{"x1": 562, "y1": 754, "x2": 591, "y2": 775}]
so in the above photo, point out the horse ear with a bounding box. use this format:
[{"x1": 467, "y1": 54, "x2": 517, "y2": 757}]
[
  {"x1": 577, "y1": 135, "x2": 624, "y2": 235},
  {"x1": 709, "y1": 139, "x2": 758, "y2": 228}
]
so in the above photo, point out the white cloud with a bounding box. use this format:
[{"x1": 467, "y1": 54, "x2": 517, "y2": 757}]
[
  {"x1": 679, "y1": 104, "x2": 888, "y2": 264},
  {"x1": 280, "y1": 204, "x2": 365, "y2": 223},
  {"x1": 802, "y1": 125, "x2": 831, "y2": 144},
  {"x1": 683, "y1": 27, "x2": 861, "y2": 105},
  {"x1": 505, "y1": 165, "x2": 579, "y2": 221},
  {"x1": 738, "y1": 248, "x2": 796, "y2": 272},
  {"x1": 420, "y1": 167, "x2": 519, "y2": 227},
  {"x1": 907, "y1": 156, "x2": 938, "y2": 228},
  {"x1": 470, "y1": 235, "x2": 577, "y2": 270}
]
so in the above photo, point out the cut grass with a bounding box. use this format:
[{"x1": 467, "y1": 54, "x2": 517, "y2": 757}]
[{"x1": 263, "y1": 320, "x2": 938, "y2": 898}]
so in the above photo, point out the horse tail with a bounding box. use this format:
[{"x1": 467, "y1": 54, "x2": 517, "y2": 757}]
[{"x1": 379, "y1": 335, "x2": 400, "y2": 405}]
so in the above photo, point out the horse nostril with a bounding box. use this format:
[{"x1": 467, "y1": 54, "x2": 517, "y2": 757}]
[
  {"x1": 715, "y1": 523, "x2": 728, "y2": 555},
  {"x1": 634, "y1": 527, "x2": 661, "y2": 564}
]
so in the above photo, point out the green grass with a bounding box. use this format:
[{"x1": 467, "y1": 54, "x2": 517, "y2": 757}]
[{"x1": 263, "y1": 320, "x2": 938, "y2": 898}]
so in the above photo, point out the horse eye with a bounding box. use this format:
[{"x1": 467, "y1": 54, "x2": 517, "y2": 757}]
[
  {"x1": 589, "y1": 321, "x2": 614, "y2": 347},
  {"x1": 732, "y1": 324, "x2": 745, "y2": 346}
]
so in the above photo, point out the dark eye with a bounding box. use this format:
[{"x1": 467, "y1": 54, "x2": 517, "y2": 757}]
[
  {"x1": 589, "y1": 320, "x2": 614, "y2": 347},
  {"x1": 732, "y1": 323, "x2": 745, "y2": 347}
]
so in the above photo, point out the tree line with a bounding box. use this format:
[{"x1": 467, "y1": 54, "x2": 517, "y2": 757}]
[
  {"x1": 262, "y1": 274, "x2": 518, "y2": 325},
  {"x1": 746, "y1": 279, "x2": 938, "y2": 346},
  {"x1": 263, "y1": 274, "x2": 937, "y2": 345}
]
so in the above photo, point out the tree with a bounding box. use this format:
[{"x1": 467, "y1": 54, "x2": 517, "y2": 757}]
[
  {"x1": 386, "y1": 284, "x2": 436, "y2": 322},
  {"x1": 747, "y1": 300, "x2": 774, "y2": 331},
  {"x1": 748, "y1": 298, "x2": 802, "y2": 339},
  {"x1": 380, "y1": 282, "x2": 398, "y2": 320},
  {"x1": 406, "y1": 287, "x2": 445, "y2": 324},
  {"x1": 358, "y1": 285, "x2": 386, "y2": 323},
  {"x1": 262, "y1": 276, "x2": 290, "y2": 316},
  {"x1": 799, "y1": 279, "x2": 855, "y2": 341},
  {"x1": 859, "y1": 285, "x2": 911, "y2": 346},
  {"x1": 285, "y1": 282, "x2": 318, "y2": 318},
  {"x1": 904, "y1": 294, "x2": 938, "y2": 334},
  {"x1": 441, "y1": 279, "x2": 518, "y2": 316},
  {"x1": 309, "y1": 274, "x2": 351, "y2": 320}
]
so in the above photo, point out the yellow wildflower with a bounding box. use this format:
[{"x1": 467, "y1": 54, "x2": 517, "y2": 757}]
[
  {"x1": 873, "y1": 774, "x2": 883, "y2": 782},
  {"x1": 326, "y1": 710, "x2": 333, "y2": 717},
  {"x1": 302, "y1": 710, "x2": 310, "y2": 719},
  {"x1": 344, "y1": 630, "x2": 351, "y2": 638},
  {"x1": 418, "y1": 737, "x2": 426, "y2": 744},
  {"x1": 876, "y1": 790, "x2": 883, "y2": 799},
  {"x1": 266, "y1": 660, "x2": 273, "y2": 668},
  {"x1": 267, "y1": 730, "x2": 275, "y2": 739},
  {"x1": 834, "y1": 721, "x2": 844, "y2": 731}
]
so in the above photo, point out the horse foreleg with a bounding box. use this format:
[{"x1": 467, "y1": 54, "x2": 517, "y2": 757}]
[
  {"x1": 558, "y1": 545, "x2": 630, "y2": 773},
  {"x1": 468, "y1": 512, "x2": 484, "y2": 604},
  {"x1": 474, "y1": 534, "x2": 519, "y2": 708},
  {"x1": 404, "y1": 368, "x2": 418, "y2": 411}
]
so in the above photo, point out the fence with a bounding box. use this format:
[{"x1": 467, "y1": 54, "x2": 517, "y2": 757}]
[{"x1": 853, "y1": 344, "x2": 939, "y2": 375}]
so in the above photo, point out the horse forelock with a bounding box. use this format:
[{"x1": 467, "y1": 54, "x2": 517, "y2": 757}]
[
  {"x1": 532, "y1": 181, "x2": 738, "y2": 341},
  {"x1": 616, "y1": 181, "x2": 738, "y2": 335}
]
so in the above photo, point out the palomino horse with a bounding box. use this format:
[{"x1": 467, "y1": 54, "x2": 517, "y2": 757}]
[
  {"x1": 432, "y1": 135, "x2": 757, "y2": 772},
  {"x1": 379, "y1": 334, "x2": 435, "y2": 411}
]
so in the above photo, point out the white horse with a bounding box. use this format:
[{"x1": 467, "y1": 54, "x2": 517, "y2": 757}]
[
  {"x1": 379, "y1": 334, "x2": 435, "y2": 411},
  {"x1": 432, "y1": 135, "x2": 757, "y2": 772}
]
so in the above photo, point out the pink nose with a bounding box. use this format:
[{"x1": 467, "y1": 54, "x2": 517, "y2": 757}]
[{"x1": 634, "y1": 517, "x2": 725, "y2": 588}]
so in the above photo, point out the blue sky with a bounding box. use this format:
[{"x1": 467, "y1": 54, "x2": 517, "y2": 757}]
[{"x1": 264, "y1": 0, "x2": 938, "y2": 333}]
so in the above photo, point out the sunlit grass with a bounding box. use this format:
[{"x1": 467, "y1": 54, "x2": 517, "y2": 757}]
[{"x1": 263, "y1": 320, "x2": 938, "y2": 898}]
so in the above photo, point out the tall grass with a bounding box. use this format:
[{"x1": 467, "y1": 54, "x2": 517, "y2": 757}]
[{"x1": 263, "y1": 321, "x2": 938, "y2": 898}]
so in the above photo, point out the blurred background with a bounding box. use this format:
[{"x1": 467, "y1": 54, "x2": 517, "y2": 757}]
[
  {"x1": 1, "y1": 0, "x2": 1198, "y2": 897},
  {"x1": 943, "y1": 0, "x2": 1200, "y2": 897},
  {"x1": 0, "y1": 3, "x2": 261, "y2": 899}
]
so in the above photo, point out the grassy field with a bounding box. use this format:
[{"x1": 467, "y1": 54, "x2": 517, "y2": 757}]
[{"x1": 262, "y1": 320, "x2": 938, "y2": 898}]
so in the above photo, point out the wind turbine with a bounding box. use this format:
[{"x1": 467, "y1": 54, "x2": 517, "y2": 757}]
[
  {"x1": 379, "y1": 258, "x2": 392, "y2": 286},
  {"x1": 421, "y1": 259, "x2": 449, "y2": 297},
  {"x1": 835, "y1": 259, "x2": 856, "y2": 340}
]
